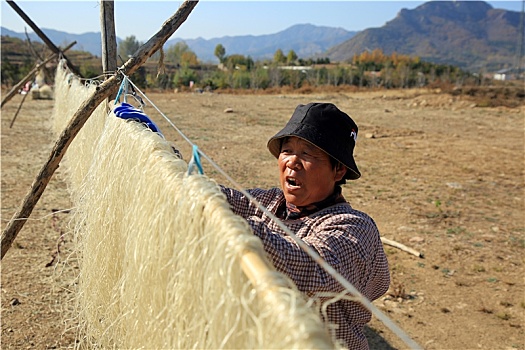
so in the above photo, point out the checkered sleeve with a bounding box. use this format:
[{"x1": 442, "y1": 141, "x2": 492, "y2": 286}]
[{"x1": 220, "y1": 186, "x2": 283, "y2": 219}]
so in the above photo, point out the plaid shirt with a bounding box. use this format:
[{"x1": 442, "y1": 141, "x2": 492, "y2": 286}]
[{"x1": 222, "y1": 186, "x2": 390, "y2": 350}]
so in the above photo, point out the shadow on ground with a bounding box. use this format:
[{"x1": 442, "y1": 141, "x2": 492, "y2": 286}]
[{"x1": 365, "y1": 326, "x2": 397, "y2": 350}]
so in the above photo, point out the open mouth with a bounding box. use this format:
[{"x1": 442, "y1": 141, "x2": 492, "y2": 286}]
[{"x1": 286, "y1": 177, "x2": 301, "y2": 188}]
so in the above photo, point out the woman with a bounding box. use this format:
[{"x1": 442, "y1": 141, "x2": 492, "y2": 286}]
[
  {"x1": 221, "y1": 102, "x2": 390, "y2": 349},
  {"x1": 114, "y1": 101, "x2": 390, "y2": 349}
]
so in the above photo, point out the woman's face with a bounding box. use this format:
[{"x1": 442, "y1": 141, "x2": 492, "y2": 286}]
[{"x1": 278, "y1": 137, "x2": 346, "y2": 207}]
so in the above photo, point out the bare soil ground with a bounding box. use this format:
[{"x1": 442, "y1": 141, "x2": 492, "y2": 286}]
[{"x1": 1, "y1": 88, "x2": 524, "y2": 349}]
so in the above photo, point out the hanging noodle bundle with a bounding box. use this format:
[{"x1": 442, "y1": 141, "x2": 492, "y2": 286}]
[
  {"x1": 51, "y1": 65, "x2": 107, "y2": 196},
  {"x1": 51, "y1": 60, "x2": 339, "y2": 349}
]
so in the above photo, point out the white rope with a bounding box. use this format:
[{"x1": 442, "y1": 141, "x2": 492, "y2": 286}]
[{"x1": 124, "y1": 75, "x2": 423, "y2": 350}]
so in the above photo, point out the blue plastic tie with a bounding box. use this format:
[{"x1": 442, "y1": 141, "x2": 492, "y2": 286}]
[
  {"x1": 114, "y1": 77, "x2": 127, "y2": 105},
  {"x1": 188, "y1": 145, "x2": 204, "y2": 175}
]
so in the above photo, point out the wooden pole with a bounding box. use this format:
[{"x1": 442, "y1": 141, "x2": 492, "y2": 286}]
[
  {"x1": 381, "y1": 237, "x2": 424, "y2": 258},
  {"x1": 1, "y1": 0, "x2": 199, "y2": 260},
  {"x1": 100, "y1": 0, "x2": 117, "y2": 86},
  {"x1": 0, "y1": 41, "x2": 76, "y2": 108},
  {"x1": 9, "y1": 91, "x2": 29, "y2": 128},
  {"x1": 24, "y1": 28, "x2": 44, "y2": 61},
  {"x1": 6, "y1": 0, "x2": 83, "y2": 77}
]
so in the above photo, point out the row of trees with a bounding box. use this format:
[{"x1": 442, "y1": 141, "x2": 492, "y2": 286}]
[
  {"x1": 1, "y1": 35, "x2": 482, "y2": 92},
  {"x1": 115, "y1": 36, "x2": 479, "y2": 91}
]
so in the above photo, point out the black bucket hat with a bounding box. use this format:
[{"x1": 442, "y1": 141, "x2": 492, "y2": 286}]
[{"x1": 267, "y1": 102, "x2": 361, "y2": 180}]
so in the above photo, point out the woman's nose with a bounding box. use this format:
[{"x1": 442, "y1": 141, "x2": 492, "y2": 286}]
[{"x1": 287, "y1": 155, "x2": 302, "y2": 170}]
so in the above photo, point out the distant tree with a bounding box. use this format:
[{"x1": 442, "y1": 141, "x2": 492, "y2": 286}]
[
  {"x1": 165, "y1": 42, "x2": 197, "y2": 66},
  {"x1": 370, "y1": 49, "x2": 387, "y2": 64},
  {"x1": 148, "y1": 71, "x2": 174, "y2": 90},
  {"x1": 117, "y1": 36, "x2": 149, "y2": 88},
  {"x1": 181, "y1": 51, "x2": 199, "y2": 67},
  {"x1": 395, "y1": 62, "x2": 412, "y2": 88},
  {"x1": 208, "y1": 70, "x2": 230, "y2": 89},
  {"x1": 315, "y1": 57, "x2": 330, "y2": 64},
  {"x1": 214, "y1": 44, "x2": 226, "y2": 63},
  {"x1": 250, "y1": 65, "x2": 270, "y2": 89},
  {"x1": 268, "y1": 66, "x2": 282, "y2": 87},
  {"x1": 232, "y1": 70, "x2": 251, "y2": 89},
  {"x1": 225, "y1": 54, "x2": 253, "y2": 71},
  {"x1": 286, "y1": 50, "x2": 298, "y2": 65},
  {"x1": 173, "y1": 66, "x2": 198, "y2": 88},
  {"x1": 285, "y1": 69, "x2": 302, "y2": 88},
  {"x1": 118, "y1": 35, "x2": 142, "y2": 61},
  {"x1": 245, "y1": 56, "x2": 255, "y2": 70},
  {"x1": 382, "y1": 62, "x2": 394, "y2": 88},
  {"x1": 298, "y1": 58, "x2": 314, "y2": 66},
  {"x1": 273, "y1": 49, "x2": 286, "y2": 64}
]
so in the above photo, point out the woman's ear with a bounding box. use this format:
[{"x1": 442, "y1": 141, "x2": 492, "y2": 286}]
[{"x1": 334, "y1": 163, "x2": 347, "y2": 182}]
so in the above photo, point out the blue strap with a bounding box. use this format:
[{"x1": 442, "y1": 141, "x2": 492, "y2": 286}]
[
  {"x1": 187, "y1": 145, "x2": 204, "y2": 175},
  {"x1": 113, "y1": 102, "x2": 164, "y2": 137},
  {"x1": 114, "y1": 77, "x2": 127, "y2": 105}
]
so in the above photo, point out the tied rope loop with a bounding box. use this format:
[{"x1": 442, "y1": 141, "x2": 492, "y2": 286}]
[
  {"x1": 115, "y1": 73, "x2": 145, "y2": 109},
  {"x1": 187, "y1": 145, "x2": 204, "y2": 175}
]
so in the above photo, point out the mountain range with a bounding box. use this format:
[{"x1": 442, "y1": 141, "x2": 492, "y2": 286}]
[
  {"x1": 0, "y1": 24, "x2": 355, "y2": 63},
  {"x1": 1, "y1": 1, "x2": 522, "y2": 72}
]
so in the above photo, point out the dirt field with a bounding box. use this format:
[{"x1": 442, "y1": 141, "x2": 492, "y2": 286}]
[{"x1": 1, "y1": 88, "x2": 524, "y2": 349}]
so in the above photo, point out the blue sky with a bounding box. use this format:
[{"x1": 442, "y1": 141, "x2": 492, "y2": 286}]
[{"x1": 1, "y1": 1, "x2": 523, "y2": 41}]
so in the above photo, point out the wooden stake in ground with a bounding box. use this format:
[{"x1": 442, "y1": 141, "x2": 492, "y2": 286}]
[
  {"x1": 100, "y1": 0, "x2": 117, "y2": 90},
  {"x1": 9, "y1": 91, "x2": 29, "y2": 128},
  {"x1": 1, "y1": 0, "x2": 199, "y2": 260}
]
